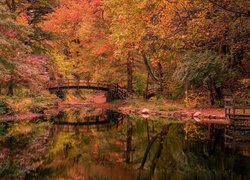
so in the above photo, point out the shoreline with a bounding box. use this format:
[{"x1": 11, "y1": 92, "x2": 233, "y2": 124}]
[{"x1": 0, "y1": 101, "x2": 230, "y2": 124}]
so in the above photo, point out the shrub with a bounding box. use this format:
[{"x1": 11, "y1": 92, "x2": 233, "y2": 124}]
[
  {"x1": 6, "y1": 98, "x2": 33, "y2": 114},
  {"x1": 0, "y1": 101, "x2": 12, "y2": 115},
  {"x1": 184, "y1": 91, "x2": 210, "y2": 108}
]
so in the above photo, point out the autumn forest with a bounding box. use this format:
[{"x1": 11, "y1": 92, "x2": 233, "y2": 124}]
[{"x1": 0, "y1": 0, "x2": 250, "y2": 179}]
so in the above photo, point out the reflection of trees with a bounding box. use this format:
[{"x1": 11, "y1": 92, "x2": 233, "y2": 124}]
[
  {"x1": 123, "y1": 116, "x2": 152, "y2": 165},
  {"x1": 135, "y1": 121, "x2": 250, "y2": 179},
  {"x1": 167, "y1": 126, "x2": 249, "y2": 179},
  {"x1": 54, "y1": 108, "x2": 105, "y2": 123},
  {"x1": 184, "y1": 122, "x2": 211, "y2": 140},
  {"x1": 139, "y1": 125, "x2": 171, "y2": 178},
  {"x1": 0, "y1": 121, "x2": 51, "y2": 179},
  {"x1": 126, "y1": 117, "x2": 133, "y2": 163},
  {"x1": 20, "y1": 112, "x2": 250, "y2": 179},
  {"x1": 224, "y1": 123, "x2": 250, "y2": 156}
]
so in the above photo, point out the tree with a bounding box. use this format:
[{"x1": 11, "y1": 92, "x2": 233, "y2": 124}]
[
  {"x1": 174, "y1": 51, "x2": 229, "y2": 105},
  {"x1": 103, "y1": 0, "x2": 249, "y2": 99},
  {"x1": 40, "y1": 0, "x2": 116, "y2": 82},
  {"x1": 0, "y1": 2, "x2": 49, "y2": 96}
]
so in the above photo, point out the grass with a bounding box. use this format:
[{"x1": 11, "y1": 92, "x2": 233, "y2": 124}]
[{"x1": 116, "y1": 97, "x2": 184, "y2": 112}]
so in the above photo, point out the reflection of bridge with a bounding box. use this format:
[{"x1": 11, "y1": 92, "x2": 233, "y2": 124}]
[
  {"x1": 51, "y1": 111, "x2": 125, "y2": 132},
  {"x1": 224, "y1": 122, "x2": 250, "y2": 155},
  {"x1": 48, "y1": 79, "x2": 127, "y2": 99}
]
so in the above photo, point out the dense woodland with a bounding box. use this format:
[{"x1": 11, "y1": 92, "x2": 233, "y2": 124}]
[
  {"x1": 0, "y1": 0, "x2": 250, "y2": 107},
  {"x1": 1, "y1": 1, "x2": 250, "y2": 179}
]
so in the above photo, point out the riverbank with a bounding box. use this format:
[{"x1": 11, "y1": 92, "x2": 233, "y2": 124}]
[
  {"x1": 0, "y1": 92, "x2": 60, "y2": 121},
  {"x1": 115, "y1": 98, "x2": 225, "y2": 117},
  {"x1": 0, "y1": 93, "x2": 227, "y2": 123}
]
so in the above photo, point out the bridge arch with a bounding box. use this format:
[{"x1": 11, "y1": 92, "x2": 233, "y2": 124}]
[{"x1": 48, "y1": 79, "x2": 127, "y2": 100}]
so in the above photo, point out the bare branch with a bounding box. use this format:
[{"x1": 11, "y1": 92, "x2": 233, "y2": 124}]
[{"x1": 207, "y1": 0, "x2": 250, "y2": 17}]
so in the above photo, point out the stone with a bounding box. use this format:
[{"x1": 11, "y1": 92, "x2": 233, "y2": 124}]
[
  {"x1": 141, "y1": 108, "x2": 150, "y2": 114},
  {"x1": 193, "y1": 111, "x2": 202, "y2": 117},
  {"x1": 142, "y1": 114, "x2": 150, "y2": 119}
]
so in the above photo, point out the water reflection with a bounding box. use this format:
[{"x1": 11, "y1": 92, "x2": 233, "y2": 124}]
[
  {"x1": 51, "y1": 109, "x2": 125, "y2": 133},
  {"x1": 0, "y1": 108, "x2": 250, "y2": 179},
  {"x1": 224, "y1": 121, "x2": 250, "y2": 156}
]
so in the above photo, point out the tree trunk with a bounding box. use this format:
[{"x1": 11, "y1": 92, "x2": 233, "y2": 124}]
[
  {"x1": 126, "y1": 119, "x2": 133, "y2": 163},
  {"x1": 127, "y1": 52, "x2": 133, "y2": 93},
  {"x1": 214, "y1": 86, "x2": 223, "y2": 101},
  {"x1": 150, "y1": 137, "x2": 164, "y2": 179},
  {"x1": 208, "y1": 86, "x2": 215, "y2": 106},
  {"x1": 139, "y1": 135, "x2": 159, "y2": 169},
  {"x1": 141, "y1": 51, "x2": 158, "y2": 82},
  {"x1": 185, "y1": 80, "x2": 189, "y2": 100},
  {"x1": 208, "y1": 77, "x2": 216, "y2": 106},
  {"x1": 7, "y1": 79, "x2": 14, "y2": 96},
  {"x1": 157, "y1": 62, "x2": 164, "y2": 92},
  {"x1": 145, "y1": 72, "x2": 150, "y2": 98}
]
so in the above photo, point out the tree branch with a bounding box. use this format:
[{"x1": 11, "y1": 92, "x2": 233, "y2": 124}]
[
  {"x1": 141, "y1": 51, "x2": 159, "y2": 82},
  {"x1": 207, "y1": 0, "x2": 250, "y2": 17}
]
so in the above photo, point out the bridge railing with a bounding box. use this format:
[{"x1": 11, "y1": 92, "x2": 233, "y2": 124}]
[
  {"x1": 47, "y1": 79, "x2": 125, "y2": 90},
  {"x1": 224, "y1": 96, "x2": 250, "y2": 120},
  {"x1": 48, "y1": 79, "x2": 120, "y2": 89}
]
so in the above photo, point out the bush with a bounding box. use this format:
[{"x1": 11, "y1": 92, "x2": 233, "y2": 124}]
[
  {"x1": 0, "y1": 123, "x2": 7, "y2": 136},
  {"x1": 184, "y1": 90, "x2": 210, "y2": 108},
  {"x1": 5, "y1": 98, "x2": 33, "y2": 114},
  {"x1": 0, "y1": 101, "x2": 12, "y2": 116},
  {"x1": 29, "y1": 105, "x2": 47, "y2": 114},
  {"x1": 0, "y1": 157, "x2": 18, "y2": 178},
  {"x1": 165, "y1": 82, "x2": 185, "y2": 100}
]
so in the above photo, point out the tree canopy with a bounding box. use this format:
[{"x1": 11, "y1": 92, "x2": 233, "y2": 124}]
[{"x1": 0, "y1": 0, "x2": 249, "y2": 103}]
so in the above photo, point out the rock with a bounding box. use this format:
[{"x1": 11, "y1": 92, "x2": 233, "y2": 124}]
[
  {"x1": 193, "y1": 111, "x2": 202, "y2": 117},
  {"x1": 149, "y1": 97, "x2": 157, "y2": 101},
  {"x1": 141, "y1": 108, "x2": 150, "y2": 114},
  {"x1": 142, "y1": 114, "x2": 150, "y2": 119},
  {"x1": 194, "y1": 117, "x2": 201, "y2": 122}
]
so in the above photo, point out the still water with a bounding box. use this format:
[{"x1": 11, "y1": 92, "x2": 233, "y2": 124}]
[{"x1": 0, "y1": 107, "x2": 250, "y2": 179}]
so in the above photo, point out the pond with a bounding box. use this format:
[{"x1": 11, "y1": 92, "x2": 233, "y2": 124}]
[{"x1": 0, "y1": 107, "x2": 250, "y2": 179}]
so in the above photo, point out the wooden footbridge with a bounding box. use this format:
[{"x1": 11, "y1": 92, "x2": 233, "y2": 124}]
[
  {"x1": 48, "y1": 79, "x2": 128, "y2": 99},
  {"x1": 224, "y1": 97, "x2": 250, "y2": 121},
  {"x1": 224, "y1": 101, "x2": 250, "y2": 152}
]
